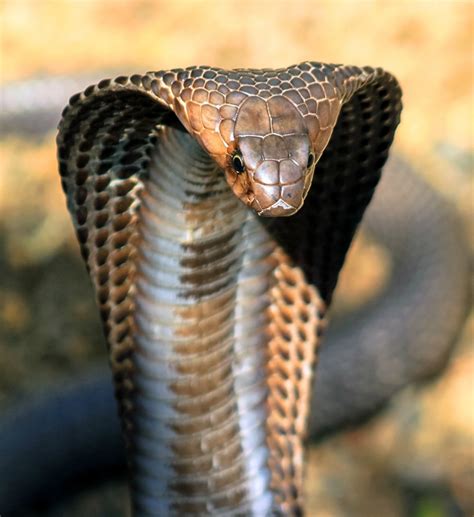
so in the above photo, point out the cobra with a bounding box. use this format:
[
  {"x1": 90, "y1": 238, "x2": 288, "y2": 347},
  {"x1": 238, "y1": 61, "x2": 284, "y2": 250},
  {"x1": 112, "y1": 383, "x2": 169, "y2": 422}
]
[{"x1": 56, "y1": 61, "x2": 402, "y2": 514}]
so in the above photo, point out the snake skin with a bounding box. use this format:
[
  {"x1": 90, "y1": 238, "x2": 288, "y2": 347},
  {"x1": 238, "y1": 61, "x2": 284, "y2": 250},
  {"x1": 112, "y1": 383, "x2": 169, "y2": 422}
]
[
  {"x1": 1, "y1": 158, "x2": 470, "y2": 516},
  {"x1": 56, "y1": 62, "x2": 401, "y2": 515}
]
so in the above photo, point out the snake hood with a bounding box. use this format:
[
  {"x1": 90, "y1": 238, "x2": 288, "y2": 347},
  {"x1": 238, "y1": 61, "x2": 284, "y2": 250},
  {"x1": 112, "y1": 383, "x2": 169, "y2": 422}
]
[
  {"x1": 152, "y1": 66, "x2": 337, "y2": 216},
  {"x1": 56, "y1": 61, "x2": 402, "y2": 514},
  {"x1": 74, "y1": 63, "x2": 351, "y2": 218},
  {"x1": 0, "y1": 66, "x2": 470, "y2": 515}
]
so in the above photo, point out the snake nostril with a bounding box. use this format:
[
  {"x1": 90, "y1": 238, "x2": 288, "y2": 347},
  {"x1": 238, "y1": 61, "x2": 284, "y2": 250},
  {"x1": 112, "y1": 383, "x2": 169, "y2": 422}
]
[{"x1": 307, "y1": 152, "x2": 315, "y2": 169}]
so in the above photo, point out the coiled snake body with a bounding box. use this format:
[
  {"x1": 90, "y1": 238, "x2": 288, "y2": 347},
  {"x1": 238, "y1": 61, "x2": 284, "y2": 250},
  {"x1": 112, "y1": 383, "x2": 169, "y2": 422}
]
[{"x1": 53, "y1": 61, "x2": 403, "y2": 515}]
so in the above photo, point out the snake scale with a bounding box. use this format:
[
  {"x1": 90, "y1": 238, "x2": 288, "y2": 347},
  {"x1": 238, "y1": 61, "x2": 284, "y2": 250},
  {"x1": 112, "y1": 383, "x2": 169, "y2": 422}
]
[
  {"x1": 0, "y1": 62, "x2": 468, "y2": 515},
  {"x1": 53, "y1": 61, "x2": 402, "y2": 515}
]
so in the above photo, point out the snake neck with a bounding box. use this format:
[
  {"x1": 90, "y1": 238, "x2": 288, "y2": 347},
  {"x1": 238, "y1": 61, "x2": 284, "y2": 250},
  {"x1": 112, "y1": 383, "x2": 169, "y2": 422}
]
[{"x1": 131, "y1": 125, "x2": 278, "y2": 515}]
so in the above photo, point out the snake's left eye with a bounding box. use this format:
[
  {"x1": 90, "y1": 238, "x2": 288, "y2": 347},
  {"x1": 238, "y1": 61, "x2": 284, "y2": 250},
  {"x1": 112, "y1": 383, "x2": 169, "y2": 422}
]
[
  {"x1": 307, "y1": 152, "x2": 315, "y2": 169},
  {"x1": 232, "y1": 151, "x2": 245, "y2": 174}
]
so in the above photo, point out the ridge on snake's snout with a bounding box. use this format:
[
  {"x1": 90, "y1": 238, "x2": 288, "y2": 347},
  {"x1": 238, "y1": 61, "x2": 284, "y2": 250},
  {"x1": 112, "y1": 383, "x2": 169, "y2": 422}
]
[{"x1": 56, "y1": 62, "x2": 401, "y2": 514}]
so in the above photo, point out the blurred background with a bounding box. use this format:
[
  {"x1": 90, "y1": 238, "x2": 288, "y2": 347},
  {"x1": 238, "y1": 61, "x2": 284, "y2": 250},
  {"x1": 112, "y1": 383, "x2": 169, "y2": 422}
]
[{"x1": 0, "y1": 1, "x2": 472, "y2": 516}]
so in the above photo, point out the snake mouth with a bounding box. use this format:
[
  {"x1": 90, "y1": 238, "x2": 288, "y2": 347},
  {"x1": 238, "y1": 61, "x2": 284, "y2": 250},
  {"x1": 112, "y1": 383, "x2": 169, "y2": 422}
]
[{"x1": 254, "y1": 198, "x2": 299, "y2": 217}]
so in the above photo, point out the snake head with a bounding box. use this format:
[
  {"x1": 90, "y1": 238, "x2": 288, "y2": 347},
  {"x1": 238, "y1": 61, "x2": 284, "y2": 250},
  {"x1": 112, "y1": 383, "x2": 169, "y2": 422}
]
[
  {"x1": 224, "y1": 96, "x2": 316, "y2": 217},
  {"x1": 171, "y1": 68, "x2": 341, "y2": 217}
]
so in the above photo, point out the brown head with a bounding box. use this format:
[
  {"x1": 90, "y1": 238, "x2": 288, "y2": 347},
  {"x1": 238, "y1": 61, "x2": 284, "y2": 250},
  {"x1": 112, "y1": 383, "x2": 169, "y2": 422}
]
[
  {"x1": 226, "y1": 96, "x2": 315, "y2": 216},
  {"x1": 159, "y1": 65, "x2": 342, "y2": 218}
]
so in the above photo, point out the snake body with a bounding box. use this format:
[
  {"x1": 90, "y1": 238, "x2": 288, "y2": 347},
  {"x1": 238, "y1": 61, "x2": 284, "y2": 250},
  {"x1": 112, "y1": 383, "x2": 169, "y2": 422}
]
[
  {"x1": 52, "y1": 62, "x2": 402, "y2": 514},
  {"x1": 0, "y1": 70, "x2": 470, "y2": 512},
  {"x1": 0, "y1": 147, "x2": 469, "y2": 514}
]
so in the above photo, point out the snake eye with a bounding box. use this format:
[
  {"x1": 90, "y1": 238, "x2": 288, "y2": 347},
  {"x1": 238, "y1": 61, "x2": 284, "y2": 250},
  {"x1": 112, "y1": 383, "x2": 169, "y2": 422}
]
[
  {"x1": 307, "y1": 152, "x2": 315, "y2": 169},
  {"x1": 232, "y1": 151, "x2": 245, "y2": 174}
]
